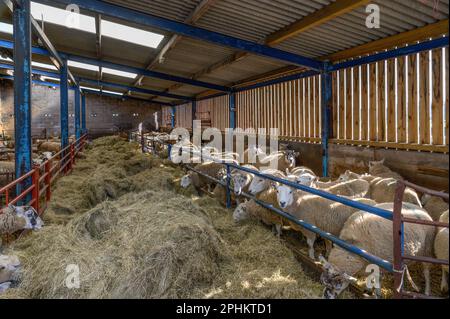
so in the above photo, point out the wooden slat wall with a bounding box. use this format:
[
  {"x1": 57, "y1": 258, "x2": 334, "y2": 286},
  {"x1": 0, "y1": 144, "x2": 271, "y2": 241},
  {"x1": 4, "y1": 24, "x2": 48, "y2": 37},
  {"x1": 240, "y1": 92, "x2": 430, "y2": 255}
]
[
  {"x1": 332, "y1": 47, "x2": 449, "y2": 152},
  {"x1": 196, "y1": 95, "x2": 229, "y2": 131},
  {"x1": 236, "y1": 74, "x2": 322, "y2": 142},
  {"x1": 175, "y1": 103, "x2": 192, "y2": 129},
  {"x1": 161, "y1": 106, "x2": 172, "y2": 128}
]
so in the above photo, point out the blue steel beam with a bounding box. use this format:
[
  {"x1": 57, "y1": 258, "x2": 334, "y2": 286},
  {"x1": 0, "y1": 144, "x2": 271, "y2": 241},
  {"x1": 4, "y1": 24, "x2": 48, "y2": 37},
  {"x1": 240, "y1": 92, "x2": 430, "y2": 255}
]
[
  {"x1": 171, "y1": 106, "x2": 176, "y2": 128},
  {"x1": 329, "y1": 36, "x2": 449, "y2": 72},
  {"x1": 229, "y1": 93, "x2": 235, "y2": 129},
  {"x1": 60, "y1": 60, "x2": 69, "y2": 150},
  {"x1": 191, "y1": 100, "x2": 196, "y2": 130},
  {"x1": 0, "y1": 62, "x2": 193, "y2": 102},
  {"x1": 0, "y1": 39, "x2": 230, "y2": 92},
  {"x1": 13, "y1": 0, "x2": 32, "y2": 200},
  {"x1": 34, "y1": 0, "x2": 324, "y2": 71},
  {"x1": 81, "y1": 93, "x2": 86, "y2": 134},
  {"x1": 74, "y1": 85, "x2": 81, "y2": 139},
  {"x1": 321, "y1": 63, "x2": 332, "y2": 177}
]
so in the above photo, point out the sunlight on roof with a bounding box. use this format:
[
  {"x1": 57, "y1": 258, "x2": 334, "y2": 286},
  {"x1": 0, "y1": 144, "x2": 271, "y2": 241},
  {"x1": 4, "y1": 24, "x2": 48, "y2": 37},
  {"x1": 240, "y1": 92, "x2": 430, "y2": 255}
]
[
  {"x1": 102, "y1": 67, "x2": 137, "y2": 79},
  {"x1": 30, "y1": 2, "x2": 164, "y2": 48},
  {"x1": 0, "y1": 22, "x2": 13, "y2": 34},
  {"x1": 68, "y1": 60, "x2": 99, "y2": 72},
  {"x1": 41, "y1": 76, "x2": 60, "y2": 82},
  {"x1": 102, "y1": 89, "x2": 123, "y2": 96},
  {"x1": 101, "y1": 20, "x2": 164, "y2": 48},
  {"x1": 80, "y1": 86, "x2": 100, "y2": 92},
  {"x1": 32, "y1": 61, "x2": 58, "y2": 70},
  {"x1": 31, "y1": 2, "x2": 95, "y2": 33}
]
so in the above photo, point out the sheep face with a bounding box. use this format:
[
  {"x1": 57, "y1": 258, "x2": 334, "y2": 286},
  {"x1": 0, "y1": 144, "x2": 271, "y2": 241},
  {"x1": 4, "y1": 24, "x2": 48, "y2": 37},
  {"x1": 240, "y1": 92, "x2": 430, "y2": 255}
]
[
  {"x1": 320, "y1": 252, "x2": 361, "y2": 299},
  {"x1": 248, "y1": 176, "x2": 269, "y2": 195},
  {"x1": 0, "y1": 255, "x2": 20, "y2": 284},
  {"x1": 295, "y1": 173, "x2": 317, "y2": 187},
  {"x1": 276, "y1": 184, "x2": 295, "y2": 209},
  {"x1": 232, "y1": 174, "x2": 251, "y2": 195},
  {"x1": 14, "y1": 205, "x2": 43, "y2": 230},
  {"x1": 233, "y1": 203, "x2": 249, "y2": 222},
  {"x1": 338, "y1": 170, "x2": 353, "y2": 182},
  {"x1": 368, "y1": 159, "x2": 385, "y2": 173},
  {"x1": 180, "y1": 174, "x2": 192, "y2": 188},
  {"x1": 284, "y1": 150, "x2": 299, "y2": 167}
]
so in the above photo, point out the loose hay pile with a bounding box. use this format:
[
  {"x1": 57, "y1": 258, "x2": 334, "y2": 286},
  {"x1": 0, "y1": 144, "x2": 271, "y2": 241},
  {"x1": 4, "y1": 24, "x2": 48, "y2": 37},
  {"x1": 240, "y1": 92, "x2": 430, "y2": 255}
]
[{"x1": 1, "y1": 136, "x2": 324, "y2": 299}]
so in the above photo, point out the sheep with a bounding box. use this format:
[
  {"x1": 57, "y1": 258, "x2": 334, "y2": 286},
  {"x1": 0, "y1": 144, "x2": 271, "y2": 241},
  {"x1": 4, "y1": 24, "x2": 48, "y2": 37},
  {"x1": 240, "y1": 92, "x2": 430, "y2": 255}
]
[
  {"x1": 231, "y1": 164, "x2": 257, "y2": 205},
  {"x1": 0, "y1": 205, "x2": 43, "y2": 235},
  {"x1": 275, "y1": 185, "x2": 376, "y2": 259},
  {"x1": 320, "y1": 202, "x2": 435, "y2": 299},
  {"x1": 0, "y1": 161, "x2": 15, "y2": 173},
  {"x1": 369, "y1": 178, "x2": 422, "y2": 207},
  {"x1": 233, "y1": 187, "x2": 286, "y2": 236},
  {"x1": 287, "y1": 166, "x2": 316, "y2": 177},
  {"x1": 337, "y1": 170, "x2": 378, "y2": 183},
  {"x1": 0, "y1": 254, "x2": 20, "y2": 286},
  {"x1": 434, "y1": 210, "x2": 449, "y2": 292},
  {"x1": 422, "y1": 194, "x2": 449, "y2": 221},
  {"x1": 368, "y1": 159, "x2": 403, "y2": 180},
  {"x1": 38, "y1": 141, "x2": 61, "y2": 153},
  {"x1": 247, "y1": 168, "x2": 285, "y2": 196},
  {"x1": 180, "y1": 161, "x2": 227, "y2": 194},
  {"x1": 257, "y1": 151, "x2": 296, "y2": 172}
]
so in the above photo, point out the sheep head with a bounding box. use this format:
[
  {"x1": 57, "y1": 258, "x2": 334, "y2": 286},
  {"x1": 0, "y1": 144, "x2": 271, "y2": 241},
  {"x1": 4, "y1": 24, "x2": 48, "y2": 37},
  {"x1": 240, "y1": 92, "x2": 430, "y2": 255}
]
[
  {"x1": 233, "y1": 203, "x2": 249, "y2": 222},
  {"x1": 319, "y1": 254, "x2": 359, "y2": 299},
  {"x1": 0, "y1": 255, "x2": 20, "y2": 285},
  {"x1": 180, "y1": 174, "x2": 192, "y2": 188},
  {"x1": 248, "y1": 175, "x2": 269, "y2": 195}
]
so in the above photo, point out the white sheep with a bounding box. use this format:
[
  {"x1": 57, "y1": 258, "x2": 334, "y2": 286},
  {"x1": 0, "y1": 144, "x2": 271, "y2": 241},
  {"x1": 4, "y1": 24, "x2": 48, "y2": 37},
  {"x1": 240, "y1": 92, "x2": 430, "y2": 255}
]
[
  {"x1": 369, "y1": 178, "x2": 422, "y2": 207},
  {"x1": 368, "y1": 159, "x2": 403, "y2": 180},
  {"x1": 0, "y1": 205, "x2": 43, "y2": 235},
  {"x1": 0, "y1": 254, "x2": 20, "y2": 286},
  {"x1": 338, "y1": 170, "x2": 378, "y2": 183},
  {"x1": 422, "y1": 194, "x2": 449, "y2": 221},
  {"x1": 233, "y1": 187, "x2": 285, "y2": 237},
  {"x1": 231, "y1": 164, "x2": 258, "y2": 205},
  {"x1": 180, "y1": 161, "x2": 226, "y2": 194},
  {"x1": 434, "y1": 210, "x2": 449, "y2": 292},
  {"x1": 275, "y1": 184, "x2": 376, "y2": 259},
  {"x1": 287, "y1": 166, "x2": 316, "y2": 177},
  {"x1": 247, "y1": 168, "x2": 285, "y2": 196},
  {"x1": 321, "y1": 202, "x2": 435, "y2": 298}
]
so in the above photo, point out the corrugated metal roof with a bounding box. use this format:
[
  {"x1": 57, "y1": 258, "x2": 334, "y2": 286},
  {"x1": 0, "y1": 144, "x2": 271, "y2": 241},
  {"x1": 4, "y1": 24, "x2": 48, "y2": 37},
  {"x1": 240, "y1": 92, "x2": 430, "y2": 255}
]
[{"x1": 0, "y1": 0, "x2": 448, "y2": 104}]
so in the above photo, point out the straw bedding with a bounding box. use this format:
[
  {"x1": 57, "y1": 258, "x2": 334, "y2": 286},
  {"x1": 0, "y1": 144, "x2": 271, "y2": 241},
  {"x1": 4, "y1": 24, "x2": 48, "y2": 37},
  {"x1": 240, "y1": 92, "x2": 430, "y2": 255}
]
[{"x1": 1, "y1": 136, "x2": 324, "y2": 299}]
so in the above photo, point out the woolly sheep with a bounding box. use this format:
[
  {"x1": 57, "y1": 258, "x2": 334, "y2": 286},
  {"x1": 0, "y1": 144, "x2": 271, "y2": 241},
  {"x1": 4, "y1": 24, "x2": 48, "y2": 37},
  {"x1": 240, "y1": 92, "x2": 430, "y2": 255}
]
[
  {"x1": 338, "y1": 170, "x2": 379, "y2": 183},
  {"x1": 321, "y1": 202, "x2": 435, "y2": 298},
  {"x1": 0, "y1": 205, "x2": 43, "y2": 235},
  {"x1": 180, "y1": 162, "x2": 226, "y2": 194},
  {"x1": 276, "y1": 188, "x2": 376, "y2": 259},
  {"x1": 434, "y1": 210, "x2": 449, "y2": 292},
  {"x1": 0, "y1": 254, "x2": 20, "y2": 285},
  {"x1": 368, "y1": 159, "x2": 403, "y2": 180},
  {"x1": 422, "y1": 194, "x2": 449, "y2": 221},
  {"x1": 287, "y1": 166, "x2": 316, "y2": 177},
  {"x1": 369, "y1": 178, "x2": 422, "y2": 207},
  {"x1": 247, "y1": 168, "x2": 285, "y2": 196},
  {"x1": 233, "y1": 187, "x2": 285, "y2": 236},
  {"x1": 231, "y1": 164, "x2": 258, "y2": 205}
]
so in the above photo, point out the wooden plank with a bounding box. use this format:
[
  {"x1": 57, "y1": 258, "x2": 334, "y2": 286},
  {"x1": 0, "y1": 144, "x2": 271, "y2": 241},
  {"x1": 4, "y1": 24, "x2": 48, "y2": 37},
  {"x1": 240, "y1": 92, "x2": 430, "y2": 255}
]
[
  {"x1": 332, "y1": 72, "x2": 338, "y2": 139},
  {"x1": 307, "y1": 77, "x2": 311, "y2": 138},
  {"x1": 397, "y1": 56, "x2": 406, "y2": 143},
  {"x1": 300, "y1": 79, "x2": 305, "y2": 138},
  {"x1": 369, "y1": 63, "x2": 377, "y2": 141},
  {"x1": 379, "y1": 61, "x2": 387, "y2": 142},
  {"x1": 353, "y1": 67, "x2": 360, "y2": 140},
  {"x1": 330, "y1": 139, "x2": 449, "y2": 153},
  {"x1": 265, "y1": 0, "x2": 371, "y2": 45},
  {"x1": 292, "y1": 80, "x2": 298, "y2": 137},
  {"x1": 316, "y1": 75, "x2": 321, "y2": 138},
  {"x1": 360, "y1": 64, "x2": 368, "y2": 141},
  {"x1": 432, "y1": 48, "x2": 443, "y2": 145},
  {"x1": 345, "y1": 68, "x2": 352, "y2": 140},
  {"x1": 446, "y1": 47, "x2": 449, "y2": 146},
  {"x1": 387, "y1": 58, "x2": 396, "y2": 143},
  {"x1": 408, "y1": 54, "x2": 418, "y2": 144},
  {"x1": 419, "y1": 51, "x2": 430, "y2": 145},
  {"x1": 324, "y1": 20, "x2": 449, "y2": 62},
  {"x1": 339, "y1": 70, "x2": 345, "y2": 140}
]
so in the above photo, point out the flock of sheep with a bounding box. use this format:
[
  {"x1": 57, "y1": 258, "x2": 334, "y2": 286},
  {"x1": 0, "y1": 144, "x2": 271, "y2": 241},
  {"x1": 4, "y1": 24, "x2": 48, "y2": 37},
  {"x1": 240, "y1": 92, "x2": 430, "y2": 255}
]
[{"x1": 178, "y1": 144, "x2": 449, "y2": 299}]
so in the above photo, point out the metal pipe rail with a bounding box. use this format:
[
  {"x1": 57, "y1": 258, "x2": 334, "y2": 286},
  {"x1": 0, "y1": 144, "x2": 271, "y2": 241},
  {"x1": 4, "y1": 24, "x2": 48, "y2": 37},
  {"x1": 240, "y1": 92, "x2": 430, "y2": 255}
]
[
  {"x1": 393, "y1": 180, "x2": 449, "y2": 299},
  {"x1": 0, "y1": 134, "x2": 88, "y2": 216},
  {"x1": 135, "y1": 133, "x2": 397, "y2": 274}
]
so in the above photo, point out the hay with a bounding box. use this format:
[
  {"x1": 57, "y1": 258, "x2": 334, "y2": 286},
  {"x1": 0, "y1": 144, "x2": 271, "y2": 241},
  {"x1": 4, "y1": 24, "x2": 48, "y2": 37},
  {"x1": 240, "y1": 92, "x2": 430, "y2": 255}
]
[{"x1": 1, "y1": 135, "x2": 325, "y2": 299}]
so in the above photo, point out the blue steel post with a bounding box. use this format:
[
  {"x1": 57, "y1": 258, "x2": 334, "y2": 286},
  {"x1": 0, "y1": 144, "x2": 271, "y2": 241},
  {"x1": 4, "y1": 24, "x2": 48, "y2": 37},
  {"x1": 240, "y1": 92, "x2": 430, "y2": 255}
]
[
  {"x1": 74, "y1": 85, "x2": 81, "y2": 140},
  {"x1": 226, "y1": 164, "x2": 231, "y2": 208},
  {"x1": 168, "y1": 106, "x2": 176, "y2": 160},
  {"x1": 81, "y1": 93, "x2": 86, "y2": 134},
  {"x1": 60, "y1": 60, "x2": 69, "y2": 154},
  {"x1": 229, "y1": 92, "x2": 236, "y2": 129},
  {"x1": 13, "y1": 0, "x2": 32, "y2": 201},
  {"x1": 321, "y1": 63, "x2": 332, "y2": 177}
]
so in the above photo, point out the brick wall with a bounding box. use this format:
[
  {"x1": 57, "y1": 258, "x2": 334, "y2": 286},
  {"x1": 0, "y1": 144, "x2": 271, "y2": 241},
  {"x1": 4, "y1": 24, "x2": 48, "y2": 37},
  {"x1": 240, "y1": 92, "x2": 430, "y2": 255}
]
[{"x1": 0, "y1": 80, "x2": 161, "y2": 138}]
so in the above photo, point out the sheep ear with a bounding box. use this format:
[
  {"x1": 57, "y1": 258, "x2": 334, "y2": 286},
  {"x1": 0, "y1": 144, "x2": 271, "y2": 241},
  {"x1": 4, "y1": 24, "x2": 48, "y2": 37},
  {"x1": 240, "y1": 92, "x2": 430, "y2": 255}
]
[{"x1": 380, "y1": 158, "x2": 385, "y2": 164}]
